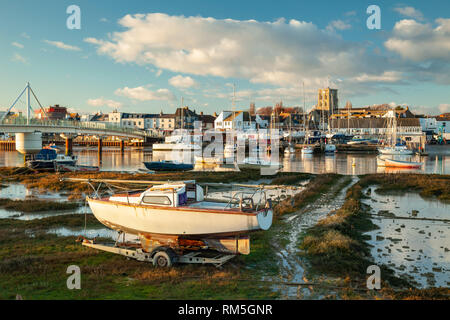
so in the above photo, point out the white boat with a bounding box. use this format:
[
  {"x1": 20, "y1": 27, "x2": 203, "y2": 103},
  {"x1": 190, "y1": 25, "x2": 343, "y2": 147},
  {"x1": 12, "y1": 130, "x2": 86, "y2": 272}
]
[
  {"x1": 324, "y1": 144, "x2": 336, "y2": 153},
  {"x1": 376, "y1": 156, "x2": 386, "y2": 167},
  {"x1": 238, "y1": 158, "x2": 282, "y2": 170},
  {"x1": 301, "y1": 146, "x2": 314, "y2": 154},
  {"x1": 284, "y1": 146, "x2": 295, "y2": 155},
  {"x1": 378, "y1": 145, "x2": 413, "y2": 155},
  {"x1": 152, "y1": 133, "x2": 201, "y2": 151},
  {"x1": 384, "y1": 158, "x2": 423, "y2": 169},
  {"x1": 378, "y1": 110, "x2": 413, "y2": 155},
  {"x1": 87, "y1": 181, "x2": 273, "y2": 240}
]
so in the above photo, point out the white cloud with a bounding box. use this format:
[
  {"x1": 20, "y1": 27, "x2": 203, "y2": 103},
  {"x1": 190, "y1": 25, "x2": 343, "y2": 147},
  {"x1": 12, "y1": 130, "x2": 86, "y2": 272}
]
[
  {"x1": 394, "y1": 6, "x2": 424, "y2": 21},
  {"x1": 326, "y1": 20, "x2": 351, "y2": 32},
  {"x1": 21, "y1": 32, "x2": 30, "y2": 39},
  {"x1": 100, "y1": 18, "x2": 109, "y2": 23},
  {"x1": 115, "y1": 86, "x2": 176, "y2": 101},
  {"x1": 169, "y1": 75, "x2": 197, "y2": 88},
  {"x1": 87, "y1": 97, "x2": 122, "y2": 108},
  {"x1": 438, "y1": 104, "x2": 450, "y2": 113},
  {"x1": 155, "y1": 69, "x2": 163, "y2": 77},
  {"x1": 352, "y1": 71, "x2": 403, "y2": 83},
  {"x1": 85, "y1": 13, "x2": 391, "y2": 88},
  {"x1": 11, "y1": 53, "x2": 28, "y2": 64},
  {"x1": 44, "y1": 40, "x2": 81, "y2": 51},
  {"x1": 12, "y1": 42, "x2": 24, "y2": 49},
  {"x1": 385, "y1": 19, "x2": 450, "y2": 62}
]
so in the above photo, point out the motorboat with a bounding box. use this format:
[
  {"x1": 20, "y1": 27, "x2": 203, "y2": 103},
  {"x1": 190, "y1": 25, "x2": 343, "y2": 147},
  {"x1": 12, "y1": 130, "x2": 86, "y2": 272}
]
[
  {"x1": 26, "y1": 148, "x2": 77, "y2": 171},
  {"x1": 143, "y1": 160, "x2": 194, "y2": 171},
  {"x1": 86, "y1": 181, "x2": 273, "y2": 254}
]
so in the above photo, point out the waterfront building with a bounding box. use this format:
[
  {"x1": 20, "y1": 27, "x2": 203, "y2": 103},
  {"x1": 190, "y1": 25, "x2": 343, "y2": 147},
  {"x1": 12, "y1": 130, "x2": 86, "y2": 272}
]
[
  {"x1": 330, "y1": 104, "x2": 415, "y2": 119},
  {"x1": 214, "y1": 111, "x2": 268, "y2": 131},
  {"x1": 34, "y1": 105, "x2": 67, "y2": 120},
  {"x1": 329, "y1": 117, "x2": 423, "y2": 142}
]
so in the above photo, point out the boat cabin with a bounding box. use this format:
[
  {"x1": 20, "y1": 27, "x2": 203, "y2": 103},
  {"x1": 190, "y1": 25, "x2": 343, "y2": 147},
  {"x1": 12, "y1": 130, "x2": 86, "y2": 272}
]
[{"x1": 109, "y1": 181, "x2": 204, "y2": 208}]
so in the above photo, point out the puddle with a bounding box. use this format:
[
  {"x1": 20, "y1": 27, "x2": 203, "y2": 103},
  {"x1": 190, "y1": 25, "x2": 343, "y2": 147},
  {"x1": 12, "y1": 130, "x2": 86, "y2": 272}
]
[
  {"x1": 0, "y1": 206, "x2": 89, "y2": 220},
  {"x1": 0, "y1": 183, "x2": 69, "y2": 201},
  {"x1": 362, "y1": 188, "x2": 450, "y2": 288},
  {"x1": 206, "y1": 180, "x2": 308, "y2": 205},
  {"x1": 46, "y1": 227, "x2": 139, "y2": 243}
]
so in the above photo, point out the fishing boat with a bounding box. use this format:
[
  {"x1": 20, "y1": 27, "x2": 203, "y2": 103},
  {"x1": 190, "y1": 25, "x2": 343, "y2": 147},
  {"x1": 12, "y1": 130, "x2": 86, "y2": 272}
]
[
  {"x1": 55, "y1": 163, "x2": 99, "y2": 172},
  {"x1": 384, "y1": 159, "x2": 423, "y2": 169},
  {"x1": 143, "y1": 160, "x2": 194, "y2": 171},
  {"x1": 26, "y1": 148, "x2": 77, "y2": 171}
]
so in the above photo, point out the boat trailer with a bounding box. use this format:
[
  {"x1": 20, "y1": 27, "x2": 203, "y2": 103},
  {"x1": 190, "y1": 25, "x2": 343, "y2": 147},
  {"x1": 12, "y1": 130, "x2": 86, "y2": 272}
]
[{"x1": 77, "y1": 237, "x2": 237, "y2": 268}]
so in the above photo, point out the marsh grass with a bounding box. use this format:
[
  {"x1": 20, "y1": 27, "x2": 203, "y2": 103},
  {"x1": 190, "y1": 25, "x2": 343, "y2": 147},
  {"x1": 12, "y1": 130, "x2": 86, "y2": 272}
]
[
  {"x1": 359, "y1": 173, "x2": 450, "y2": 202},
  {"x1": 274, "y1": 174, "x2": 341, "y2": 216}
]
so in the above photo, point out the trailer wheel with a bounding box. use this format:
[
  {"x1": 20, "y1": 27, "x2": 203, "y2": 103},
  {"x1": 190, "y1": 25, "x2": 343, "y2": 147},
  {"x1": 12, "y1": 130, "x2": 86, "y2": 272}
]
[{"x1": 153, "y1": 251, "x2": 172, "y2": 268}]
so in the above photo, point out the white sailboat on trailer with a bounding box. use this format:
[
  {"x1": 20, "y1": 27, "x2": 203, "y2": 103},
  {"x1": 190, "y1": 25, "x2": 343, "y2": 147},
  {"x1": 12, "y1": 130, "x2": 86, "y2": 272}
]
[{"x1": 64, "y1": 178, "x2": 274, "y2": 266}]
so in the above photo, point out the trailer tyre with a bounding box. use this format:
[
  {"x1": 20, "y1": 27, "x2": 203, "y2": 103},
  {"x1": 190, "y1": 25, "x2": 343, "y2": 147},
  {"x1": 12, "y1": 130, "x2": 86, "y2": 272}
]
[{"x1": 153, "y1": 251, "x2": 172, "y2": 268}]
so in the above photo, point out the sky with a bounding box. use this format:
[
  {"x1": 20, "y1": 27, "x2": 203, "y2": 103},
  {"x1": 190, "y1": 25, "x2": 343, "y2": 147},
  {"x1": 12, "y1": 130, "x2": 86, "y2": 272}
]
[{"x1": 0, "y1": 0, "x2": 449, "y2": 116}]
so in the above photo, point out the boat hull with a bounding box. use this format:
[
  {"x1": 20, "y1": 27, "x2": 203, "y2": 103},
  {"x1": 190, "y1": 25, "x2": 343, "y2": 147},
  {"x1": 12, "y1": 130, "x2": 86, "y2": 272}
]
[
  {"x1": 87, "y1": 198, "x2": 273, "y2": 237},
  {"x1": 143, "y1": 162, "x2": 194, "y2": 171},
  {"x1": 384, "y1": 159, "x2": 423, "y2": 169}
]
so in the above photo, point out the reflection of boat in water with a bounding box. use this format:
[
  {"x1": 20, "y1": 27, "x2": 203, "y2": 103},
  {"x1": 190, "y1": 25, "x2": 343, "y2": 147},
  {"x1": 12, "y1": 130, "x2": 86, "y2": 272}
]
[
  {"x1": 384, "y1": 158, "x2": 423, "y2": 169},
  {"x1": 284, "y1": 145, "x2": 295, "y2": 155},
  {"x1": 152, "y1": 132, "x2": 201, "y2": 151},
  {"x1": 86, "y1": 181, "x2": 273, "y2": 255},
  {"x1": 143, "y1": 160, "x2": 194, "y2": 171},
  {"x1": 26, "y1": 148, "x2": 77, "y2": 171}
]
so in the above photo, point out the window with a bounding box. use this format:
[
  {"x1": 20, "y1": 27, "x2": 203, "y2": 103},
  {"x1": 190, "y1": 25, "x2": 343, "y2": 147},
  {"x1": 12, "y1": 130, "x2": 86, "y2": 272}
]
[{"x1": 142, "y1": 196, "x2": 172, "y2": 205}]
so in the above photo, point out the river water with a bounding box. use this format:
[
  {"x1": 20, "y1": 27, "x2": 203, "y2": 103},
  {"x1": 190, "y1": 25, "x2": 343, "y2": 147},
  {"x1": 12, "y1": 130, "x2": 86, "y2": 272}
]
[{"x1": 1, "y1": 145, "x2": 448, "y2": 175}]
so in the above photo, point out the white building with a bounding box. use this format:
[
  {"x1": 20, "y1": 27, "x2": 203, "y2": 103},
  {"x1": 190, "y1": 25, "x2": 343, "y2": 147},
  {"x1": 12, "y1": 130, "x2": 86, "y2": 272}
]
[{"x1": 214, "y1": 111, "x2": 268, "y2": 131}]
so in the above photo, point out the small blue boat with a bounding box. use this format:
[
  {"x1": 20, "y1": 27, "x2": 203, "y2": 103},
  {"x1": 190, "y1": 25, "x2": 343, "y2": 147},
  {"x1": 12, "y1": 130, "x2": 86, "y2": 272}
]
[{"x1": 143, "y1": 160, "x2": 194, "y2": 171}]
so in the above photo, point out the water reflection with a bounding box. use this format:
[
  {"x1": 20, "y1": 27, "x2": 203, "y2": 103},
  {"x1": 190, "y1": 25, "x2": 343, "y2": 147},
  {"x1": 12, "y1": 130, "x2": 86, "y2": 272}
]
[
  {"x1": 0, "y1": 145, "x2": 449, "y2": 175},
  {"x1": 362, "y1": 188, "x2": 450, "y2": 288}
]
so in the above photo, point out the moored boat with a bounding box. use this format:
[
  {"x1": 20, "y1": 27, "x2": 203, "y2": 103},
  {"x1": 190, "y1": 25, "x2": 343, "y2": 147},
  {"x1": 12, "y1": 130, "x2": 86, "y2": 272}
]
[
  {"x1": 384, "y1": 158, "x2": 423, "y2": 169},
  {"x1": 26, "y1": 148, "x2": 77, "y2": 171},
  {"x1": 143, "y1": 160, "x2": 194, "y2": 171}
]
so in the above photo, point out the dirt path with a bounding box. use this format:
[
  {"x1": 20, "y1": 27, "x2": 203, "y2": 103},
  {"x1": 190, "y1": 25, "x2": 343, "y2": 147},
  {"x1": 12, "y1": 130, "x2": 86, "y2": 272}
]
[{"x1": 268, "y1": 175, "x2": 358, "y2": 299}]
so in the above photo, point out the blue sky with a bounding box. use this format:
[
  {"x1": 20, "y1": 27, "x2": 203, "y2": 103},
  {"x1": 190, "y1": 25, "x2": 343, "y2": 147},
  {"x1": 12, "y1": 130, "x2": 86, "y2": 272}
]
[{"x1": 0, "y1": 0, "x2": 449, "y2": 116}]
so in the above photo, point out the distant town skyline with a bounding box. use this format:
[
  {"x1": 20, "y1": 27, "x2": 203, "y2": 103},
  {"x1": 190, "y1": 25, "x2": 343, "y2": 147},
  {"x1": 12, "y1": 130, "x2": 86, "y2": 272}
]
[{"x1": 1, "y1": 0, "x2": 449, "y2": 116}]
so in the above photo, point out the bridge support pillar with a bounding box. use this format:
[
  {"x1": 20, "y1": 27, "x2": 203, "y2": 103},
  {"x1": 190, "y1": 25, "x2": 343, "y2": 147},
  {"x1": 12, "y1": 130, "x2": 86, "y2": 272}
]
[
  {"x1": 98, "y1": 138, "x2": 103, "y2": 163},
  {"x1": 65, "y1": 138, "x2": 73, "y2": 156},
  {"x1": 119, "y1": 139, "x2": 125, "y2": 153}
]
